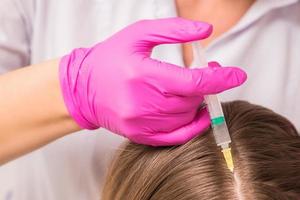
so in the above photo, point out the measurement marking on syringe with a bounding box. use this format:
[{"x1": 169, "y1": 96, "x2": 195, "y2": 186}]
[{"x1": 211, "y1": 116, "x2": 225, "y2": 126}]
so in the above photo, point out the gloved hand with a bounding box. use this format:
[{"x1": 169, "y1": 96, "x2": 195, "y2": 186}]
[{"x1": 59, "y1": 17, "x2": 247, "y2": 146}]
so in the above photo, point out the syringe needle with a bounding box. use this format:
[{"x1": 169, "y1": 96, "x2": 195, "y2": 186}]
[{"x1": 222, "y1": 147, "x2": 234, "y2": 172}]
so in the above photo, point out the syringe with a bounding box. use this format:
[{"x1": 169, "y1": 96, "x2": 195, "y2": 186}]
[{"x1": 191, "y1": 42, "x2": 234, "y2": 172}]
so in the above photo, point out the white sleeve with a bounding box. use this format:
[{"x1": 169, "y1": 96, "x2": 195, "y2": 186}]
[{"x1": 0, "y1": 0, "x2": 34, "y2": 74}]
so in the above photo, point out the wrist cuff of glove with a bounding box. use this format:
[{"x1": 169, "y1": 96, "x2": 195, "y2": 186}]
[{"x1": 59, "y1": 50, "x2": 98, "y2": 130}]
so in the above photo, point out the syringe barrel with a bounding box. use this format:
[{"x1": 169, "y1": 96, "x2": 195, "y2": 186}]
[
  {"x1": 204, "y1": 95, "x2": 231, "y2": 147},
  {"x1": 212, "y1": 122, "x2": 231, "y2": 147},
  {"x1": 204, "y1": 95, "x2": 224, "y2": 119}
]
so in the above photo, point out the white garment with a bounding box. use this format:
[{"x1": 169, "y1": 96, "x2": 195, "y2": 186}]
[{"x1": 0, "y1": 0, "x2": 299, "y2": 199}]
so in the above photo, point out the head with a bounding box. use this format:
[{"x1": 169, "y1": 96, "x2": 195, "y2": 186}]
[{"x1": 102, "y1": 101, "x2": 300, "y2": 199}]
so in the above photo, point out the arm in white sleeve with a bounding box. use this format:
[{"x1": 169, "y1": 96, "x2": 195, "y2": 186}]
[{"x1": 0, "y1": 0, "x2": 34, "y2": 73}]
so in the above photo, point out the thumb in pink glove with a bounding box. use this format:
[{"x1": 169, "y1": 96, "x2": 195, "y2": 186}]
[{"x1": 59, "y1": 17, "x2": 247, "y2": 146}]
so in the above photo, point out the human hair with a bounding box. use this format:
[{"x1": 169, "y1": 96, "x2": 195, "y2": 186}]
[{"x1": 102, "y1": 101, "x2": 300, "y2": 200}]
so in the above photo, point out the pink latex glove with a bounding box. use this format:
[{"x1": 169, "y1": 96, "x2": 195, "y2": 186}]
[{"x1": 59, "y1": 17, "x2": 247, "y2": 146}]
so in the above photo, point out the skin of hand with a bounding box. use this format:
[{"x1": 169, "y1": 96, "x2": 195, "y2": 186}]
[{"x1": 60, "y1": 17, "x2": 247, "y2": 146}]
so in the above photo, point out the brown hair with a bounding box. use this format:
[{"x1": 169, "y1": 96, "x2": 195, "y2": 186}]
[{"x1": 102, "y1": 101, "x2": 300, "y2": 200}]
